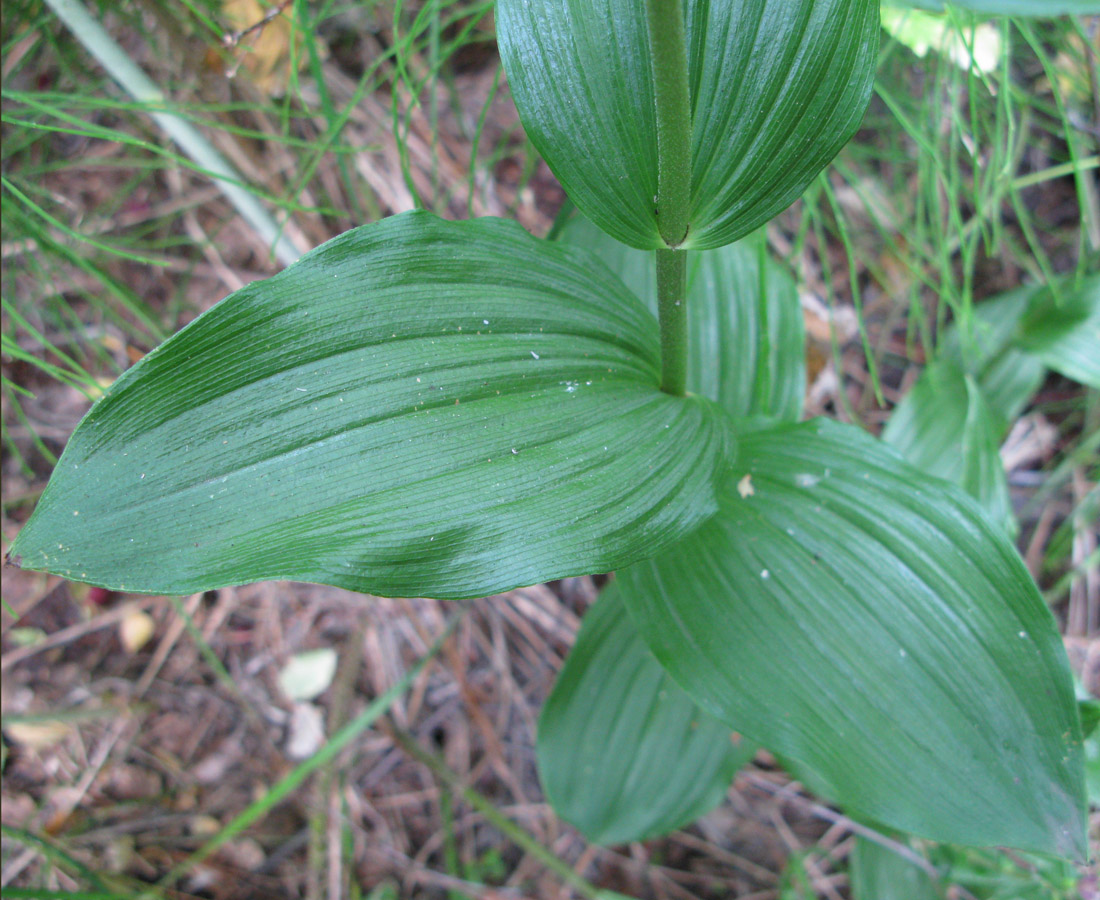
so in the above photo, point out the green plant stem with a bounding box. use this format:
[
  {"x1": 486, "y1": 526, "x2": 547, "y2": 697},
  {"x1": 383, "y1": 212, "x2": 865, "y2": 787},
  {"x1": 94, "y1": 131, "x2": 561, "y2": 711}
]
[
  {"x1": 646, "y1": 0, "x2": 692, "y2": 396},
  {"x1": 656, "y1": 248, "x2": 689, "y2": 396},
  {"x1": 645, "y1": 0, "x2": 692, "y2": 248}
]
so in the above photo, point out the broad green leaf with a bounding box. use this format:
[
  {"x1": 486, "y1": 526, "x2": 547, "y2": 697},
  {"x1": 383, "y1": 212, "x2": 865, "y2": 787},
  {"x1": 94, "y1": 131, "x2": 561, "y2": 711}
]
[
  {"x1": 939, "y1": 285, "x2": 1054, "y2": 430},
  {"x1": 865, "y1": 841, "x2": 1086, "y2": 900},
  {"x1": 560, "y1": 216, "x2": 806, "y2": 420},
  {"x1": 939, "y1": 277, "x2": 1100, "y2": 422},
  {"x1": 497, "y1": 0, "x2": 879, "y2": 250},
  {"x1": 939, "y1": 286, "x2": 1046, "y2": 428},
  {"x1": 850, "y1": 838, "x2": 939, "y2": 900},
  {"x1": 1015, "y1": 275, "x2": 1100, "y2": 390},
  {"x1": 537, "y1": 582, "x2": 754, "y2": 845},
  {"x1": 9, "y1": 212, "x2": 735, "y2": 599},
  {"x1": 620, "y1": 418, "x2": 1086, "y2": 856},
  {"x1": 971, "y1": 345, "x2": 1047, "y2": 431},
  {"x1": 898, "y1": 0, "x2": 1100, "y2": 14},
  {"x1": 882, "y1": 358, "x2": 1013, "y2": 534}
]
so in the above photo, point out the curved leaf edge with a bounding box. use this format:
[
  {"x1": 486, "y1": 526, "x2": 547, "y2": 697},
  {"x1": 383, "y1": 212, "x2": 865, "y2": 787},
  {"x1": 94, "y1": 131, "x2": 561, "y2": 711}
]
[
  {"x1": 620, "y1": 416, "x2": 1087, "y2": 858},
  {"x1": 9, "y1": 211, "x2": 741, "y2": 601}
]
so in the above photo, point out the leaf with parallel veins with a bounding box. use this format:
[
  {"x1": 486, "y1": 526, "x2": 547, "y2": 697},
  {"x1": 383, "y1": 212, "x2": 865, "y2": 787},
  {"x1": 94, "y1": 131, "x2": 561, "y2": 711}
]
[
  {"x1": 10, "y1": 212, "x2": 736, "y2": 599},
  {"x1": 537, "y1": 582, "x2": 754, "y2": 844},
  {"x1": 620, "y1": 418, "x2": 1086, "y2": 857},
  {"x1": 497, "y1": 0, "x2": 880, "y2": 250}
]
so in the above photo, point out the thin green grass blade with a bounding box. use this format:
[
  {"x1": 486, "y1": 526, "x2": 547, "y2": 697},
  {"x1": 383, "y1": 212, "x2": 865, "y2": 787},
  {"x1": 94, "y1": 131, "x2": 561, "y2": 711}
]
[{"x1": 157, "y1": 611, "x2": 462, "y2": 888}]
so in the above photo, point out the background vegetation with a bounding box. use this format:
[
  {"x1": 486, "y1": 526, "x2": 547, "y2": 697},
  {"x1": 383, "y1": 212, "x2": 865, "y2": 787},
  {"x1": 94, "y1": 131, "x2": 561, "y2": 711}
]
[{"x1": 2, "y1": 2, "x2": 1097, "y2": 898}]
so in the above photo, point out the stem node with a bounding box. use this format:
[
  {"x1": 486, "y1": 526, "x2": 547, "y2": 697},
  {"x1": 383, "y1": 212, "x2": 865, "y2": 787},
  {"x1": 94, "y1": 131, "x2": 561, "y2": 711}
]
[{"x1": 646, "y1": 0, "x2": 693, "y2": 396}]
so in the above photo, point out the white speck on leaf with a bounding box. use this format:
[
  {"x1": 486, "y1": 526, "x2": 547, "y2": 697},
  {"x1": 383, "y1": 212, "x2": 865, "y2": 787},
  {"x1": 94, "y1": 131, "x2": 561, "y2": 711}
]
[
  {"x1": 795, "y1": 473, "x2": 821, "y2": 488},
  {"x1": 760, "y1": 569, "x2": 770, "y2": 579},
  {"x1": 530, "y1": 351, "x2": 539, "y2": 360},
  {"x1": 737, "y1": 474, "x2": 754, "y2": 498}
]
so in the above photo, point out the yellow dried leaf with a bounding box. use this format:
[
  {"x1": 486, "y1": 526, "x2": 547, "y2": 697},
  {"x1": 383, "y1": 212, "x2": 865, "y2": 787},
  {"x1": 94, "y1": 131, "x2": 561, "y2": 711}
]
[
  {"x1": 4, "y1": 721, "x2": 72, "y2": 749},
  {"x1": 119, "y1": 608, "x2": 156, "y2": 653},
  {"x1": 190, "y1": 814, "x2": 222, "y2": 836},
  {"x1": 221, "y1": 0, "x2": 312, "y2": 96}
]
